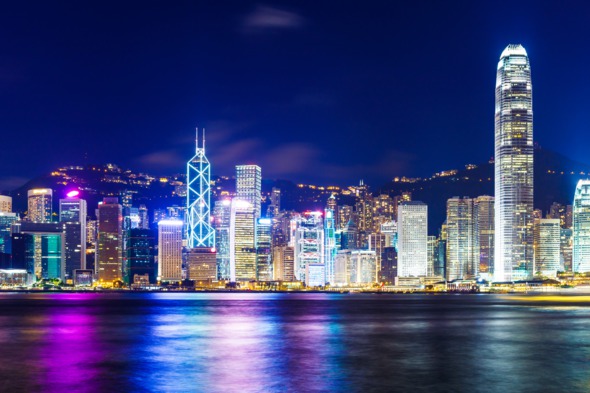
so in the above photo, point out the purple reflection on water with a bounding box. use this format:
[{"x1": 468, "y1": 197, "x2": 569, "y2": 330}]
[{"x1": 37, "y1": 310, "x2": 100, "y2": 392}]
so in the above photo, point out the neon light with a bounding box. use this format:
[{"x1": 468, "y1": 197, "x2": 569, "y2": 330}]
[{"x1": 66, "y1": 190, "x2": 80, "y2": 198}]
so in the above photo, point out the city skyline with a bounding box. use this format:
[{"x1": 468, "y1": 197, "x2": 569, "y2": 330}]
[{"x1": 1, "y1": 2, "x2": 590, "y2": 189}]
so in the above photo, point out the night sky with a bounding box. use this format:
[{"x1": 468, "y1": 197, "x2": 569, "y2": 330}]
[{"x1": 1, "y1": 1, "x2": 589, "y2": 189}]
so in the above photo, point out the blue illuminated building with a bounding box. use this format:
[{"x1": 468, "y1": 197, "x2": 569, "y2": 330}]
[
  {"x1": 187, "y1": 129, "x2": 215, "y2": 248},
  {"x1": 324, "y1": 208, "x2": 337, "y2": 284}
]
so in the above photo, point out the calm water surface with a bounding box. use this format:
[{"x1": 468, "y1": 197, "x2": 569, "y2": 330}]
[{"x1": 0, "y1": 292, "x2": 589, "y2": 392}]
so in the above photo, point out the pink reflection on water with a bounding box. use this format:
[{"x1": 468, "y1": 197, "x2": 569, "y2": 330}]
[{"x1": 35, "y1": 306, "x2": 101, "y2": 392}]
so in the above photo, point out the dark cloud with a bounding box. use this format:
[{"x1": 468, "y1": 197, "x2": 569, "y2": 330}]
[
  {"x1": 136, "y1": 150, "x2": 185, "y2": 171},
  {"x1": 241, "y1": 5, "x2": 304, "y2": 33},
  {"x1": 0, "y1": 176, "x2": 29, "y2": 192}
]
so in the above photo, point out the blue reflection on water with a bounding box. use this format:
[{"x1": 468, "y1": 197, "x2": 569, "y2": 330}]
[{"x1": 0, "y1": 293, "x2": 590, "y2": 392}]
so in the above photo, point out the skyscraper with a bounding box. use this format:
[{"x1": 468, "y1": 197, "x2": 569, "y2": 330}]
[
  {"x1": 446, "y1": 197, "x2": 475, "y2": 280},
  {"x1": 126, "y1": 228, "x2": 156, "y2": 284},
  {"x1": 229, "y1": 200, "x2": 257, "y2": 282},
  {"x1": 236, "y1": 165, "x2": 262, "y2": 218},
  {"x1": 213, "y1": 199, "x2": 232, "y2": 280},
  {"x1": 187, "y1": 247, "x2": 217, "y2": 284},
  {"x1": 59, "y1": 196, "x2": 87, "y2": 280},
  {"x1": 187, "y1": 129, "x2": 215, "y2": 248},
  {"x1": 533, "y1": 218, "x2": 560, "y2": 277},
  {"x1": 573, "y1": 180, "x2": 590, "y2": 273},
  {"x1": 157, "y1": 219, "x2": 183, "y2": 282},
  {"x1": 256, "y1": 218, "x2": 272, "y2": 281},
  {"x1": 292, "y1": 212, "x2": 324, "y2": 287},
  {"x1": 397, "y1": 201, "x2": 427, "y2": 277},
  {"x1": 28, "y1": 188, "x2": 53, "y2": 223},
  {"x1": 324, "y1": 208, "x2": 337, "y2": 284},
  {"x1": 494, "y1": 44, "x2": 534, "y2": 281},
  {"x1": 474, "y1": 196, "x2": 494, "y2": 279},
  {"x1": 97, "y1": 197, "x2": 123, "y2": 285},
  {"x1": 0, "y1": 212, "x2": 18, "y2": 260},
  {"x1": 0, "y1": 195, "x2": 12, "y2": 213}
]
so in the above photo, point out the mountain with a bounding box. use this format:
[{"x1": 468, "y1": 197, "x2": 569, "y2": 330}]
[
  {"x1": 3, "y1": 148, "x2": 589, "y2": 234},
  {"x1": 380, "y1": 147, "x2": 590, "y2": 232}
]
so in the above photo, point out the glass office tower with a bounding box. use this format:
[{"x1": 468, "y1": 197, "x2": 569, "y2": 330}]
[{"x1": 494, "y1": 44, "x2": 534, "y2": 281}]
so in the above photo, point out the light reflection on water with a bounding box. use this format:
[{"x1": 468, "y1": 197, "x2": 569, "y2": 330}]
[{"x1": 0, "y1": 293, "x2": 590, "y2": 392}]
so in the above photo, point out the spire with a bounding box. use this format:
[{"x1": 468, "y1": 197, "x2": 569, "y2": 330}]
[
  {"x1": 195, "y1": 127, "x2": 199, "y2": 154},
  {"x1": 203, "y1": 128, "x2": 206, "y2": 152}
]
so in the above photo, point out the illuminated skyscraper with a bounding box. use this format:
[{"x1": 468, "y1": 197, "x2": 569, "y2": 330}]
[
  {"x1": 474, "y1": 196, "x2": 495, "y2": 279},
  {"x1": 187, "y1": 247, "x2": 217, "y2": 284},
  {"x1": 59, "y1": 196, "x2": 87, "y2": 280},
  {"x1": 28, "y1": 188, "x2": 53, "y2": 223},
  {"x1": 126, "y1": 228, "x2": 156, "y2": 284},
  {"x1": 157, "y1": 219, "x2": 183, "y2": 282},
  {"x1": 0, "y1": 212, "x2": 17, "y2": 257},
  {"x1": 213, "y1": 199, "x2": 232, "y2": 280},
  {"x1": 229, "y1": 200, "x2": 256, "y2": 282},
  {"x1": 292, "y1": 212, "x2": 325, "y2": 287},
  {"x1": 533, "y1": 218, "x2": 560, "y2": 277},
  {"x1": 97, "y1": 197, "x2": 122, "y2": 284},
  {"x1": 397, "y1": 201, "x2": 427, "y2": 277},
  {"x1": 267, "y1": 187, "x2": 281, "y2": 218},
  {"x1": 573, "y1": 180, "x2": 590, "y2": 273},
  {"x1": 494, "y1": 44, "x2": 534, "y2": 281},
  {"x1": 0, "y1": 195, "x2": 12, "y2": 213},
  {"x1": 187, "y1": 129, "x2": 215, "y2": 248},
  {"x1": 324, "y1": 208, "x2": 337, "y2": 284},
  {"x1": 236, "y1": 165, "x2": 262, "y2": 218},
  {"x1": 138, "y1": 205, "x2": 149, "y2": 230},
  {"x1": 272, "y1": 245, "x2": 294, "y2": 281},
  {"x1": 446, "y1": 197, "x2": 475, "y2": 280},
  {"x1": 256, "y1": 218, "x2": 272, "y2": 280}
]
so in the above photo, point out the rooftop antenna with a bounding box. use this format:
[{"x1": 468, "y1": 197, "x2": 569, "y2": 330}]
[
  {"x1": 202, "y1": 128, "x2": 206, "y2": 152},
  {"x1": 195, "y1": 127, "x2": 199, "y2": 154}
]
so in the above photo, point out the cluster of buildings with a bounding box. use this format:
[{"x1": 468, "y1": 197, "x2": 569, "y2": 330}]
[{"x1": 1, "y1": 44, "x2": 590, "y2": 290}]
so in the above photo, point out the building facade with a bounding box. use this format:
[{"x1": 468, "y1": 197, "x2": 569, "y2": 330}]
[
  {"x1": 573, "y1": 180, "x2": 590, "y2": 273},
  {"x1": 236, "y1": 165, "x2": 262, "y2": 218},
  {"x1": 230, "y1": 200, "x2": 256, "y2": 282},
  {"x1": 97, "y1": 197, "x2": 123, "y2": 284},
  {"x1": 59, "y1": 197, "x2": 87, "y2": 280},
  {"x1": 157, "y1": 219, "x2": 183, "y2": 282},
  {"x1": 533, "y1": 218, "x2": 561, "y2": 277},
  {"x1": 446, "y1": 197, "x2": 475, "y2": 280},
  {"x1": 28, "y1": 188, "x2": 53, "y2": 223},
  {"x1": 397, "y1": 201, "x2": 428, "y2": 277}
]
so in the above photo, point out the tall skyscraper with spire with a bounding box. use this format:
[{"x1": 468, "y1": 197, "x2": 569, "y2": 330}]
[
  {"x1": 187, "y1": 128, "x2": 215, "y2": 248},
  {"x1": 494, "y1": 44, "x2": 534, "y2": 281}
]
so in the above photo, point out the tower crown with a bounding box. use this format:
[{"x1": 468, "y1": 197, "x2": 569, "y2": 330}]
[{"x1": 500, "y1": 44, "x2": 527, "y2": 59}]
